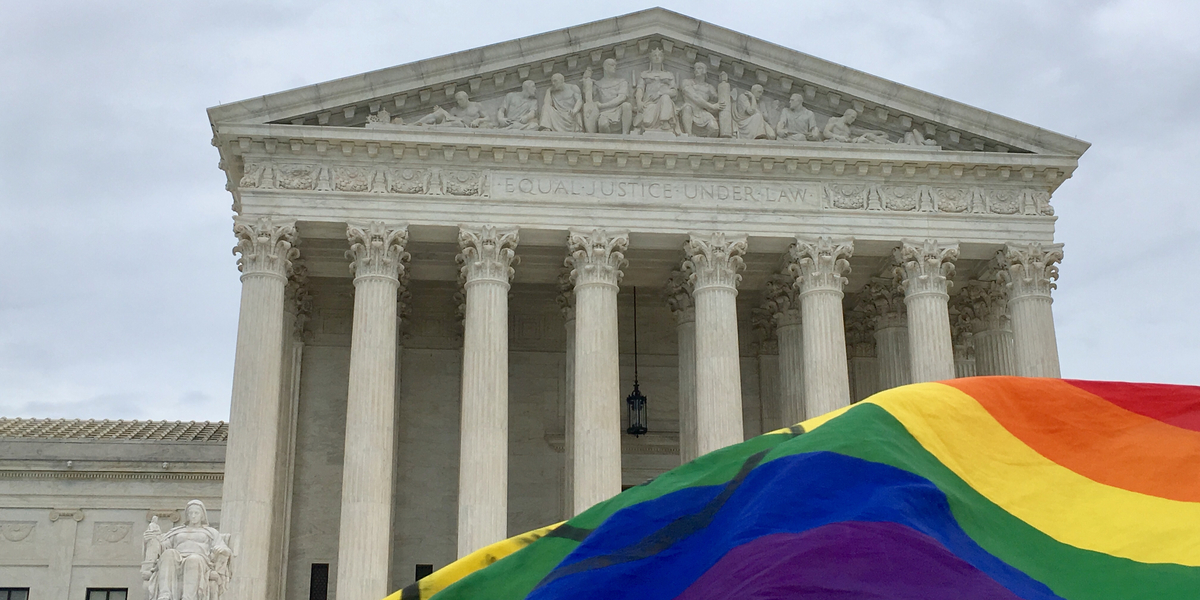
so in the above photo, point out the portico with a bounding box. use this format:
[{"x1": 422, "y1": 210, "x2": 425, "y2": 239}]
[{"x1": 207, "y1": 8, "x2": 1085, "y2": 600}]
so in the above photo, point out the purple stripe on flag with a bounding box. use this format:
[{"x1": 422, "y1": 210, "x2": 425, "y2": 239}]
[{"x1": 672, "y1": 521, "x2": 1026, "y2": 600}]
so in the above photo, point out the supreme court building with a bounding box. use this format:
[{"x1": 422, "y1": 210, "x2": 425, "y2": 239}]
[{"x1": 0, "y1": 8, "x2": 1087, "y2": 600}]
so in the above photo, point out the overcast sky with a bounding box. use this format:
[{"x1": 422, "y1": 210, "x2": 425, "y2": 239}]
[{"x1": 1, "y1": 1, "x2": 1197, "y2": 422}]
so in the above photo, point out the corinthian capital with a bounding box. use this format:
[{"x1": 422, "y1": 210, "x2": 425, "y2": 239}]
[
  {"x1": 844, "y1": 309, "x2": 876, "y2": 358},
  {"x1": 555, "y1": 269, "x2": 576, "y2": 321},
  {"x1": 346, "y1": 221, "x2": 410, "y2": 282},
  {"x1": 998, "y1": 242, "x2": 1063, "y2": 299},
  {"x1": 567, "y1": 228, "x2": 629, "y2": 288},
  {"x1": 457, "y1": 225, "x2": 519, "y2": 286},
  {"x1": 663, "y1": 269, "x2": 695, "y2": 324},
  {"x1": 285, "y1": 264, "x2": 313, "y2": 342},
  {"x1": 761, "y1": 273, "x2": 800, "y2": 326},
  {"x1": 233, "y1": 216, "x2": 299, "y2": 279},
  {"x1": 895, "y1": 239, "x2": 959, "y2": 297},
  {"x1": 684, "y1": 232, "x2": 747, "y2": 292},
  {"x1": 956, "y1": 280, "x2": 1009, "y2": 333},
  {"x1": 789, "y1": 237, "x2": 854, "y2": 295},
  {"x1": 857, "y1": 278, "x2": 907, "y2": 328}
]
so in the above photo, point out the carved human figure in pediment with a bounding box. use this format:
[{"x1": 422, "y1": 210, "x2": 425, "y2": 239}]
[
  {"x1": 679, "y1": 61, "x2": 724, "y2": 137},
  {"x1": 634, "y1": 47, "x2": 681, "y2": 135},
  {"x1": 823, "y1": 109, "x2": 892, "y2": 144},
  {"x1": 539, "y1": 73, "x2": 584, "y2": 133},
  {"x1": 142, "y1": 500, "x2": 232, "y2": 600},
  {"x1": 732, "y1": 84, "x2": 776, "y2": 140},
  {"x1": 414, "y1": 91, "x2": 491, "y2": 129},
  {"x1": 903, "y1": 128, "x2": 939, "y2": 146},
  {"x1": 776, "y1": 94, "x2": 821, "y2": 141},
  {"x1": 497, "y1": 80, "x2": 539, "y2": 130},
  {"x1": 582, "y1": 59, "x2": 633, "y2": 135},
  {"x1": 366, "y1": 108, "x2": 404, "y2": 128}
]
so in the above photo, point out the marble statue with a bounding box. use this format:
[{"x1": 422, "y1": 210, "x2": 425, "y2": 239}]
[
  {"x1": 776, "y1": 93, "x2": 820, "y2": 141},
  {"x1": 539, "y1": 73, "x2": 584, "y2": 133},
  {"x1": 903, "y1": 128, "x2": 939, "y2": 146},
  {"x1": 414, "y1": 91, "x2": 491, "y2": 128},
  {"x1": 823, "y1": 109, "x2": 892, "y2": 144},
  {"x1": 731, "y1": 84, "x2": 775, "y2": 140},
  {"x1": 634, "y1": 47, "x2": 680, "y2": 135},
  {"x1": 679, "y1": 62, "x2": 724, "y2": 137},
  {"x1": 366, "y1": 108, "x2": 404, "y2": 128},
  {"x1": 142, "y1": 500, "x2": 232, "y2": 600},
  {"x1": 497, "y1": 80, "x2": 539, "y2": 130},
  {"x1": 582, "y1": 59, "x2": 633, "y2": 135}
]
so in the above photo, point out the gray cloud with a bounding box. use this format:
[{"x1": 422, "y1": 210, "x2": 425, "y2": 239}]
[{"x1": 1, "y1": 0, "x2": 1197, "y2": 422}]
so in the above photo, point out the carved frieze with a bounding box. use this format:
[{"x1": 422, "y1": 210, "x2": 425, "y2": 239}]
[
  {"x1": 93, "y1": 521, "x2": 133, "y2": 544},
  {"x1": 0, "y1": 521, "x2": 36, "y2": 542},
  {"x1": 824, "y1": 183, "x2": 1053, "y2": 216},
  {"x1": 241, "y1": 162, "x2": 491, "y2": 198}
]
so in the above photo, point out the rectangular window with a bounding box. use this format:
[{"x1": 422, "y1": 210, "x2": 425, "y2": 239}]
[
  {"x1": 310, "y1": 563, "x2": 329, "y2": 600},
  {"x1": 415, "y1": 563, "x2": 434, "y2": 580},
  {"x1": 0, "y1": 589, "x2": 31, "y2": 600},
  {"x1": 86, "y1": 590, "x2": 127, "y2": 600}
]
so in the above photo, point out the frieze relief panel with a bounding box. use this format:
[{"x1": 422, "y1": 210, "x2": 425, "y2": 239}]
[{"x1": 238, "y1": 157, "x2": 1054, "y2": 216}]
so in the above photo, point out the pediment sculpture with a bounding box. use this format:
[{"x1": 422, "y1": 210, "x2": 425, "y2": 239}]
[
  {"x1": 142, "y1": 500, "x2": 232, "y2": 600},
  {"x1": 358, "y1": 46, "x2": 952, "y2": 148}
]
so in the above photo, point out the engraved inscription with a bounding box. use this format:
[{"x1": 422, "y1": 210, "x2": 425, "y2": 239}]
[{"x1": 494, "y1": 175, "x2": 814, "y2": 205}]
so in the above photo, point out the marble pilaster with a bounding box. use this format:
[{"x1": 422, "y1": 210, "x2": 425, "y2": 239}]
[
  {"x1": 896, "y1": 240, "x2": 959, "y2": 383},
  {"x1": 455, "y1": 225, "x2": 518, "y2": 556},
  {"x1": 790, "y1": 237, "x2": 854, "y2": 417},
  {"x1": 664, "y1": 270, "x2": 699, "y2": 463},
  {"x1": 567, "y1": 228, "x2": 628, "y2": 514},
  {"x1": 859, "y1": 278, "x2": 911, "y2": 391},
  {"x1": 338, "y1": 221, "x2": 409, "y2": 600},
  {"x1": 761, "y1": 274, "x2": 804, "y2": 425},
  {"x1": 999, "y1": 243, "x2": 1064, "y2": 378},
  {"x1": 555, "y1": 271, "x2": 576, "y2": 519},
  {"x1": 684, "y1": 233, "x2": 747, "y2": 456},
  {"x1": 223, "y1": 216, "x2": 298, "y2": 600}
]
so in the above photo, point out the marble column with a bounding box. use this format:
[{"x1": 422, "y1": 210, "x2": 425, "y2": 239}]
[
  {"x1": 859, "y1": 278, "x2": 911, "y2": 391},
  {"x1": 958, "y1": 279, "x2": 1017, "y2": 376},
  {"x1": 272, "y1": 265, "x2": 310, "y2": 600},
  {"x1": 567, "y1": 228, "x2": 628, "y2": 514},
  {"x1": 556, "y1": 271, "x2": 576, "y2": 519},
  {"x1": 790, "y1": 237, "x2": 854, "y2": 417},
  {"x1": 761, "y1": 274, "x2": 804, "y2": 425},
  {"x1": 949, "y1": 300, "x2": 977, "y2": 378},
  {"x1": 665, "y1": 270, "x2": 699, "y2": 463},
  {"x1": 844, "y1": 309, "x2": 879, "y2": 402},
  {"x1": 455, "y1": 225, "x2": 519, "y2": 556},
  {"x1": 684, "y1": 233, "x2": 747, "y2": 456},
  {"x1": 1000, "y1": 243, "x2": 1064, "y2": 377},
  {"x1": 337, "y1": 221, "x2": 409, "y2": 600},
  {"x1": 896, "y1": 240, "x2": 959, "y2": 383},
  {"x1": 223, "y1": 216, "x2": 298, "y2": 600}
]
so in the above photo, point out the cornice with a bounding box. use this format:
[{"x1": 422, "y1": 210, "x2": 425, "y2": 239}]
[{"x1": 0, "y1": 470, "x2": 223, "y2": 482}]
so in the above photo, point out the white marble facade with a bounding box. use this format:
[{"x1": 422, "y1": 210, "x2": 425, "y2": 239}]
[{"x1": 2, "y1": 8, "x2": 1087, "y2": 600}]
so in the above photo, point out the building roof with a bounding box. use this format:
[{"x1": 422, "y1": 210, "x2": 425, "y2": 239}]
[{"x1": 0, "y1": 418, "x2": 228, "y2": 442}]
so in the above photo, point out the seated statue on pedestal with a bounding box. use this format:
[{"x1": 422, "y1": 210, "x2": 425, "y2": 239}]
[
  {"x1": 142, "y1": 500, "x2": 232, "y2": 600},
  {"x1": 634, "y1": 47, "x2": 680, "y2": 135},
  {"x1": 731, "y1": 84, "x2": 776, "y2": 140},
  {"x1": 776, "y1": 93, "x2": 821, "y2": 141},
  {"x1": 413, "y1": 91, "x2": 491, "y2": 129},
  {"x1": 823, "y1": 108, "x2": 892, "y2": 144},
  {"x1": 496, "y1": 80, "x2": 540, "y2": 130},
  {"x1": 539, "y1": 73, "x2": 584, "y2": 133},
  {"x1": 582, "y1": 59, "x2": 633, "y2": 135},
  {"x1": 679, "y1": 62, "x2": 724, "y2": 137}
]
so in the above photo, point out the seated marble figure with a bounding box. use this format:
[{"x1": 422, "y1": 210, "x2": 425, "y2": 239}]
[
  {"x1": 497, "y1": 80, "x2": 540, "y2": 130},
  {"x1": 776, "y1": 93, "x2": 821, "y2": 141},
  {"x1": 732, "y1": 84, "x2": 775, "y2": 140},
  {"x1": 582, "y1": 59, "x2": 632, "y2": 134},
  {"x1": 634, "y1": 47, "x2": 680, "y2": 135},
  {"x1": 142, "y1": 500, "x2": 232, "y2": 600},
  {"x1": 414, "y1": 91, "x2": 491, "y2": 128},
  {"x1": 539, "y1": 73, "x2": 584, "y2": 133},
  {"x1": 679, "y1": 61, "x2": 724, "y2": 137}
]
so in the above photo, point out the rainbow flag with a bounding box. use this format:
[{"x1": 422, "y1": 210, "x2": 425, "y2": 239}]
[{"x1": 386, "y1": 377, "x2": 1200, "y2": 600}]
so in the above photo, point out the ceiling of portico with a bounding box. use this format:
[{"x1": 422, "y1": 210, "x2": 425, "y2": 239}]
[{"x1": 208, "y1": 8, "x2": 1088, "y2": 159}]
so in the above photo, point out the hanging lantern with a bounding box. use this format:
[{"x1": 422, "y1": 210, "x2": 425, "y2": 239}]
[{"x1": 626, "y1": 287, "x2": 648, "y2": 437}]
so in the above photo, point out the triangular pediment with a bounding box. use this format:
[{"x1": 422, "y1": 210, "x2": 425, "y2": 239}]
[{"x1": 208, "y1": 8, "x2": 1087, "y2": 156}]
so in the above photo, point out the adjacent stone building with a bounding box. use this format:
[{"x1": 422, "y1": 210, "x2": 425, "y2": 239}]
[{"x1": 0, "y1": 8, "x2": 1087, "y2": 600}]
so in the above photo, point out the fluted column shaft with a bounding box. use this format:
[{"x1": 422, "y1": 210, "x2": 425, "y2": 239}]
[
  {"x1": 875, "y1": 316, "x2": 911, "y2": 390},
  {"x1": 685, "y1": 233, "x2": 747, "y2": 456},
  {"x1": 974, "y1": 328, "x2": 1016, "y2": 375},
  {"x1": 337, "y1": 222, "x2": 409, "y2": 600},
  {"x1": 791, "y1": 237, "x2": 854, "y2": 417},
  {"x1": 776, "y1": 313, "x2": 804, "y2": 425},
  {"x1": 1002, "y1": 243, "x2": 1064, "y2": 378},
  {"x1": 557, "y1": 274, "x2": 576, "y2": 518},
  {"x1": 845, "y1": 310, "x2": 879, "y2": 402},
  {"x1": 456, "y1": 225, "x2": 518, "y2": 556},
  {"x1": 568, "y1": 228, "x2": 628, "y2": 514},
  {"x1": 665, "y1": 272, "x2": 698, "y2": 463},
  {"x1": 223, "y1": 217, "x2": 297, "y2": 600},
  {"x1": 897, "y1": 240, "x2": 959, "y2": 382}
]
